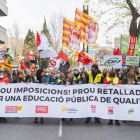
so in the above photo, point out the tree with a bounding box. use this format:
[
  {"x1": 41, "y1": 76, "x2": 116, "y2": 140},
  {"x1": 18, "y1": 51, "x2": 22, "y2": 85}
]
[
  {"x1": 22, "y1": 29, "x2": 36, "y2": 66},
  {"x1": 49, "y1": 12, "x2": 64, "y2": 52},
  {"x1": 8, "y1": 20, "x2": 23, "y2": 66},
  {"x1": 84, "y1": 0, "x2": 140, "y2": 44}
]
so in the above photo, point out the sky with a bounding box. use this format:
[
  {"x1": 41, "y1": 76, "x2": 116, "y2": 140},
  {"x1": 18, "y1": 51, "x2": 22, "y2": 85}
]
[{"x1": 0, "y1": 0, "x2": 110, "y2": 46}]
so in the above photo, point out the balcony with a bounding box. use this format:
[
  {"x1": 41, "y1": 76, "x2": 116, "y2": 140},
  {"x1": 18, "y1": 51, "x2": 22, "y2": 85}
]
[
  {"x1": 0, "y1": 0, "x2": 8, "y2": 16},
  {"x1": 0, "y1": 25, "x2": 8, "y2": 44}
]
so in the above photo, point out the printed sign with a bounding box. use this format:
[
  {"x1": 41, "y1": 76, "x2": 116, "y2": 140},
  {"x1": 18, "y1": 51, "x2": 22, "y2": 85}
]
[
  {"x1": 128, "y1": 36, "x2": 137, "y2": 56},
  {"x1": 1, "y1": 83, "x2": 140, "y2": 121},
  {"x1": 125, "y1": 56, "x2": 139, "y2": 66},
  {"x1": 104, "y1": 55, "x2": 122, "y2": 68}
]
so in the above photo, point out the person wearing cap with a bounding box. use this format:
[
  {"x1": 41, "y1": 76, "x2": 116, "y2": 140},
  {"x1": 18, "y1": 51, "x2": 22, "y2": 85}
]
[
  {"x1": 0, "y1": 69, "x2": 9, "y2": 123},
  {"x1": 89, "y1": 64, "x2": 104, "y2": 84}
]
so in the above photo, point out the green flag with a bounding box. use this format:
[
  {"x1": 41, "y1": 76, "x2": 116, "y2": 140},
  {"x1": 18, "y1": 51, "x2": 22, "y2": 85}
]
[
  {"x1": 5, "y1": 48, "x2": 14, "y2": 61},
  {"x1": 120, "y1": 35, "x2": 129, "y2": 53},
  {"x1": 134, "y1": 35, "x2": 140, "y2": 56}
]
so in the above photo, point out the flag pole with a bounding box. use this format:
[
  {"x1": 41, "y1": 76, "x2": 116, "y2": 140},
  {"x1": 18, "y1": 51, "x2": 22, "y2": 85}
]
[{"x1": 62, "y1": 46, "x2": 63, "y2": 73}]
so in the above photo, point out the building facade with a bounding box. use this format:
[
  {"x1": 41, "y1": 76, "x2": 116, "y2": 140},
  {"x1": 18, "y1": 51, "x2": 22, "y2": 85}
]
[{"x1": 0, "y1": 0, "x2": 8, "y2": 44}]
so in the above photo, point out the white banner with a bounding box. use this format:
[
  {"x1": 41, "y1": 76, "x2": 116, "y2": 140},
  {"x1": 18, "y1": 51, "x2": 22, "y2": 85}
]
[
  {"x1": 104, "y1": 55, "x2": 122, "y2": 69},
  {"x1": 0, "y1": 83, "x2": 140, "y2": 120}
]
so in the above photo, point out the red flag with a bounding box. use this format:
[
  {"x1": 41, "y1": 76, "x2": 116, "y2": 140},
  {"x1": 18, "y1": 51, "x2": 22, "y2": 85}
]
[
  {"x1": 128, "y1": 36, "x2": 137, "y2": 56},
  {"x1": 36, "y1": 31, "x2": 41, "y2": 49},
  {"x1": 21, "y1": 61, "x2": 28, "y2": 70},
  {"x1": 26, "y1": 53, "x2": 35, "y2": 62},
  {"x1": 30, "y1": 65, "x2": 36, "y2": 71},
  {"x1": 56, "y1": 50, "x2": 69, "y2": 62},
  {"x1": 56, "y1": 50, "x2": 70, "y2": 73},
  {"x1": 113, "y1": 49, "x2": 117, "y2": 55},
  {"x1": 114, "y1": 48, "x2": 124, "y2": 64},
  {"x1": 78, "y1": 51, "x2": 91, "y2": 65}
]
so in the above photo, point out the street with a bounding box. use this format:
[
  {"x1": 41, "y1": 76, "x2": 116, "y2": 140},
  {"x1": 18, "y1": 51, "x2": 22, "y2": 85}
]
[{"x1": 0, "y1": 118, "x2": 140, "y2": 140}]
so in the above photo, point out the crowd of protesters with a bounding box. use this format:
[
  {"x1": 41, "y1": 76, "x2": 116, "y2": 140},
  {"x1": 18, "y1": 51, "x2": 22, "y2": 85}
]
[{"x1": 0, "y1": 64, "x2": 139, "y2": 125}]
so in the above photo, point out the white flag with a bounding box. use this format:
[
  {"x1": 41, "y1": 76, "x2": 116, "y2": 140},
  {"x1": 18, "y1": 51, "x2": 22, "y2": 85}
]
[
  {"x1": 37, "y1": 33, "x2": 58, "y2": 58},
  {"x1": 49, "y1": 58, "x2": 61, "y2": 68}
]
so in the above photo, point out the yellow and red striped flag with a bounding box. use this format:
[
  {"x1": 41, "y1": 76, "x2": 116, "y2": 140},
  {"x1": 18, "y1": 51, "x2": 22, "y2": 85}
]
[
  {"x1": 75, "y1": 8, "x2": 99, "y2": 47},
  {"x1": 0, "y1": 61, "x2": 12, "y2": 71},
  {"x1": 16, "y1": 53, "x2": 23, "y2": 62},
  {"x1": 62, "y1": 18, "x2": 81, "y2": 52}
]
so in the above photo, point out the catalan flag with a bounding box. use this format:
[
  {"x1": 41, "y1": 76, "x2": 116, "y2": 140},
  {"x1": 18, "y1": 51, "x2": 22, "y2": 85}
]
[
  {"x1": 62, "y1": 18, "x2": 81, "y2": 52},
  {"x1": 75, "y1": 8, "x2": 99, "y2": 47},
  {"x1": 0, "y1": 61, "x2": 12, "y2": 71},
  {"x1": 62, "y1": 18, "x2": 74, "y2": 51}
]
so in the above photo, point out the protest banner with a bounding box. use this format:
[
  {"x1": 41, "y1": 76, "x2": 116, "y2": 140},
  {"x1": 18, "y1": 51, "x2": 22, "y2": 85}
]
[
  {"x1": 103, "y1": 55, "x2": 122, "y2": 69},
  {"x1": 128, "y1": 36, "x2": 137, "y2": 56},
  {"x1": 125, "y1": 56, "x2": 139, "y2": 66},
  {"x1": 0, "y1": 83, "x2": 140, "y2": 121}
]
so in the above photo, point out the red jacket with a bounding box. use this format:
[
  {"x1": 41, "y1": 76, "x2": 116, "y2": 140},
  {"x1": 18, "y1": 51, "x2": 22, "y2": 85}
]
[
  {"x1": 0, "y1": 76, "x2": 10, "y2": 83},
  {"x1": 103, "y1": 77, "x2": 121, "y2": 85}
]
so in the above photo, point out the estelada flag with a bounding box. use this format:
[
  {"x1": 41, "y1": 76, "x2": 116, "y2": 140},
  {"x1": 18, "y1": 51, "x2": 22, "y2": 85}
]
[
  {"x1": 36, "y1": 31, "x2": 41, "y2": 50},
  {"x1": 75, "y1": 8, "x2": 99, "y2": 47},
  {"x1": 62, "y1": 18, "x2": 81, "y2": 52},
  {"x1": 56, "y1": 50, "x2": 70, "y2": 73},
  {"x1": 26, "y1": 53, "x2": 35, "y2": 62},
  {"x1": 30, "y1": 65, "x2": 36, "y2": 71},
  {"x1": 21, "y1": 61, "x2": 28, "y2": 70},
  {"x1": 78, "y1": 51, "x2": 92, "y2": 65}
]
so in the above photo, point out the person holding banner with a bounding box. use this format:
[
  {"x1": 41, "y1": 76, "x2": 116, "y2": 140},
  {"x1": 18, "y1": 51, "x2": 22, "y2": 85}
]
[
  {"x1": 86, "y1": 64, "x2": 103, "y2": 124},
  {"x1": 121, "y1": 68, "x2": 137, "y2": 85},
  {"x1": 72, "y1": 68, "x2": 81, "y2": 81},
  {"x1": 75, "y1": 71, "x2": 89, "y2": 85},
  {"x1": 134, "y1": 70, "x2": 140, "y2": 84},
  {"x1": 12, "y1": 71, "x2": 26, "y2": 83},
  {"x1": 89, "y1": 64, "x2": 103, "y2": 84},
  {"x1": 0, "y1": 69, "x2": 10, "y2": 123},
  {"x1": 103, "y1": 69, "x2": 121, "y2": 125},
  {"x1": 28, "y1": 71, "x2": 37, "y2": 83},
  {"x1": 61, "y1": 71, "x2": 74, "y2": 122},
  {"x1": 121, "y1": 68, "x2": 137, "y2": 123},
  {"x1": 34, "y1": 69, "x2": 47, "y2": 123},
  {"x1": 3, "y1": 70, "x2": 13, "y2": 83},
  {"x1": 44, "y1": 69, "x2": 51, "y2": 84}
]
